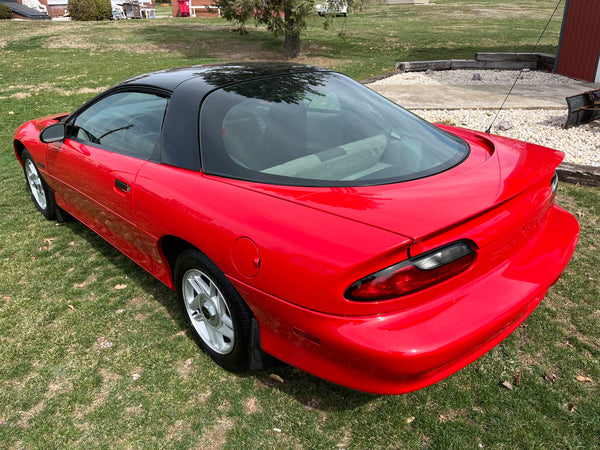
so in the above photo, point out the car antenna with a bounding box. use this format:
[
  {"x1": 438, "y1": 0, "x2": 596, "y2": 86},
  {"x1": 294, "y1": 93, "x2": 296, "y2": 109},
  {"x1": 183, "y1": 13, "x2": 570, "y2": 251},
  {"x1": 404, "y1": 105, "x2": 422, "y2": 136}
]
[{"x1": 485, "y1": 0, "x2": 564, "y2": 134}]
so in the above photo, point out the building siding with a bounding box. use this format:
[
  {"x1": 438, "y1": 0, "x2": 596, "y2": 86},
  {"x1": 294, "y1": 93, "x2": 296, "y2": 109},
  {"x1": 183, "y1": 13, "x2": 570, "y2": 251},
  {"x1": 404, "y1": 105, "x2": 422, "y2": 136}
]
[{"x1": 556, "y1": 0, "x2": 600, "y2": 82}]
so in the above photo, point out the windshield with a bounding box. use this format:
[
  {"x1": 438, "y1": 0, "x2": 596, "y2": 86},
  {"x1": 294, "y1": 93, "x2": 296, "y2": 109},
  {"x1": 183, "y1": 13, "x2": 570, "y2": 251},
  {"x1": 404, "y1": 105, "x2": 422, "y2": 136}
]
[{"x1": 200, "y1": 71, "x2": 468, "y2": 187}]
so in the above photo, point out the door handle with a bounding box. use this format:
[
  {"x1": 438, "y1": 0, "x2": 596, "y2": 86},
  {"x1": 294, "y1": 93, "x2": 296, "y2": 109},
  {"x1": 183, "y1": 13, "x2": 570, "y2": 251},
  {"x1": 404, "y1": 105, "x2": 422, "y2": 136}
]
[{"x1": 115, "y1": 179, "x2": 130, "y2": 193}]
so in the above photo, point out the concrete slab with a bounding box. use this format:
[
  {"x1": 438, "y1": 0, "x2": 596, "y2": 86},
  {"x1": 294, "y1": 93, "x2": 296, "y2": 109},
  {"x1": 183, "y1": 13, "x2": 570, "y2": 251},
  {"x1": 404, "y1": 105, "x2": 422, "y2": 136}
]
[
  {"x1": 369, "y1": 82, "x2": 600, "y2": 110},
  {"x1": 386, "y1": 0, "x2": 429, "y2": 4}
]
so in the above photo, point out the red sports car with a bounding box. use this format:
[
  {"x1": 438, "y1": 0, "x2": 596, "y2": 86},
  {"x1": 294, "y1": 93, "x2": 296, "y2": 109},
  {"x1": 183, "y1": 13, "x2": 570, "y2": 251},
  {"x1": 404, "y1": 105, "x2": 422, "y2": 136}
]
[{"x1": 14, "y1": 63, "x2": 579, "y2": 394}]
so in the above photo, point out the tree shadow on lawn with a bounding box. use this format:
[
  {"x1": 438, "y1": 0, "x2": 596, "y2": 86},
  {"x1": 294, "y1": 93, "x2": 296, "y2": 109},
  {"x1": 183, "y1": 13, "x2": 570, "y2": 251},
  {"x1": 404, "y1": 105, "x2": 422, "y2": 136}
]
[
  {"x1": 131, "y1": 22, "x2": 285, "y2": 61},
  {"x1": 62, "y1": 220, "x2": 376, "y2": 410}
]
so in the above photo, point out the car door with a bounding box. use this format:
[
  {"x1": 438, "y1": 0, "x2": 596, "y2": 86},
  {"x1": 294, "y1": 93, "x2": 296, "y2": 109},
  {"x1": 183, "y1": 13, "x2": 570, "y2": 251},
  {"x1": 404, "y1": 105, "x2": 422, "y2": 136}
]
[{"x1": 46, "y1": 89, "x2": 169, "y2": 271}]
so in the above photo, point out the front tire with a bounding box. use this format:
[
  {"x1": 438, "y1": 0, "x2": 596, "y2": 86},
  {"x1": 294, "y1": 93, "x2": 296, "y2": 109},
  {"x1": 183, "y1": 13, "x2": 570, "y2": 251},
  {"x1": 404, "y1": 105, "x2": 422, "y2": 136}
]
[
  {"x1": 174, "y1": 250, "x2": 252, "y2": 371},
  {"x1": 22, "y1": 149, "x2": 57, "y2": 220}
]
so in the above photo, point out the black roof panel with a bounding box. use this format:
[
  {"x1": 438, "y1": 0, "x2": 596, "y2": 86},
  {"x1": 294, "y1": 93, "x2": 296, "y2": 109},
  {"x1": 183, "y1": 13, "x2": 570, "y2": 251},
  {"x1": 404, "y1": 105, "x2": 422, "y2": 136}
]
[{"x1": 120, "y1": 62, "x2": 329, "y2": 93}]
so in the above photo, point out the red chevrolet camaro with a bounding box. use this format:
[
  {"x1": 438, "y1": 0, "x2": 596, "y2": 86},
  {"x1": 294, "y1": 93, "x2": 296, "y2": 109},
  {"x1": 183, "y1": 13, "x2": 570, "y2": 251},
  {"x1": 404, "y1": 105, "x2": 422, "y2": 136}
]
[{"x1": 14, "y1": 63, "x2": 579, "y2": 394}]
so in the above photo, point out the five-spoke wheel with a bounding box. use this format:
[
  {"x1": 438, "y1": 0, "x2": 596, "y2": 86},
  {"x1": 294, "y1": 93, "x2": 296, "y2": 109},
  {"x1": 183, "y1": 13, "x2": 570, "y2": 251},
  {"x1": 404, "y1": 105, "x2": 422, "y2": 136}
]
[
  {"x1": 175, "y1": 249, "x2": 252, "y2": 370},
  {"x1": 21, "y1": 149, "x2": 57, "y2": 220},
  {"x1": 182, "y1": 268, "x2": 235, "y2": 355}
]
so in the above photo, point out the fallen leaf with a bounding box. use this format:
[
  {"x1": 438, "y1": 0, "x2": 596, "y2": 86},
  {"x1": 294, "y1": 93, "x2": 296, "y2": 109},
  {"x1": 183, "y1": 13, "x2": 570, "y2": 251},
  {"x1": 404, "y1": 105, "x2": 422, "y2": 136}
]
[
  {"x1": 185, "y1": 357, "x2": 193, "y2": 366},
  {"x1": 575, "y1": 375, "x2": 593, "y2": 383},
  {"x1": 132, "y1": 373, "x2": 141, "y2": 381},
  {"x1": 566, "y1": 403, "x2": 576, "y2": 413},
  {"x1": 502, "y1": 381, "x2": 513, "y2": 390},
  {"x1": 544, "y1": 371, "x2": 558, "y2": 383},
  {"x1": 96, "y1": 336, "x2": 113, "y2": 349},
  {"x1": 268, "y1": 373, "x2": 284, "y2": 384},
  {"x1": 39, "y1": 246, "x2": 48, "y2": 251},
  {"x1": 406, "y1": 416, "x2": 415, "y2": 424},
  {"x1": 513, "y1": 372, "x2": 521, "y2": 386},
  {"x1": 2, "y1": 296, "x2": 11, "y2": 301},
  {"x1": 114, "y1": 284, "x2": 127, "y2": 290},
  {"x1": 439, "y1": 414, "x2": 449, "y2": 422},
  {"x1": 67, "y1": 304, "x2": 76, "y2": 311},
  {"x1": 305, "y1": 398, "x2": 320, "y2": 411}
]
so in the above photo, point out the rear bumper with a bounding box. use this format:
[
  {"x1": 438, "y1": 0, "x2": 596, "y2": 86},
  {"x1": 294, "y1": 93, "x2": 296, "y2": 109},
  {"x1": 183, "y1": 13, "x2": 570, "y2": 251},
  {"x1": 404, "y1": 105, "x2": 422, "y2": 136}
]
[{"x1": 233, "y1": 205, "x2": 579, "y2": 394}]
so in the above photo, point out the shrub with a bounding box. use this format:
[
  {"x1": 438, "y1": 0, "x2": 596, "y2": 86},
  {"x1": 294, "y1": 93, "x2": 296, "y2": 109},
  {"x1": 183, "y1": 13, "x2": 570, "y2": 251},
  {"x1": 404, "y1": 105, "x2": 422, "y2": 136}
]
[
  {"x1": 93, "y1": 0, "x2": 112, "y2": 19},
  {"x1": 68, "y1": 0, "x2": 111, "y2": 20},
  {"x1": 0, "y1": 3, "x2": 13, "y2": 19}
]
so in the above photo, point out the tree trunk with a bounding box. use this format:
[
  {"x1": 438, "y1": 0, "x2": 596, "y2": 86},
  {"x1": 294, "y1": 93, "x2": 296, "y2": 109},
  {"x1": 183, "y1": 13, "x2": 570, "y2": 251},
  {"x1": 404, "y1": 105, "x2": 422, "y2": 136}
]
[
  {"x1": 282, "y1": 8, "x2": 300, "y2": 59},
  {"x1": 283, "y1": 33, "x2": 301, "y2": 59}
]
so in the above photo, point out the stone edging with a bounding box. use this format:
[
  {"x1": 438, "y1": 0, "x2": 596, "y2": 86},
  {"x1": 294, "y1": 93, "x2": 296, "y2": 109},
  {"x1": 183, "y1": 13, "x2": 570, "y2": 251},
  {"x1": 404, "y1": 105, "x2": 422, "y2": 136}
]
[
  {"x1": 557, "y1": 162, "x2": 600, "y2": 187},
  {"x1": 395, "y1": 52, "x2": 556, "y2": 73}
]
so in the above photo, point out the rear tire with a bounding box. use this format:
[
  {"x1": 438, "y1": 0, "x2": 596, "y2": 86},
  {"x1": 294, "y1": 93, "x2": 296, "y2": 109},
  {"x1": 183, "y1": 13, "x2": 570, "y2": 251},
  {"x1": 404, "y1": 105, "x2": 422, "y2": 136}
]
[
  {"x1": 174, "y1": 249, "x2": 252, "y2": 371},
  {"x1": 22, "y1": 149, "x2": 57, "y2": 220}
]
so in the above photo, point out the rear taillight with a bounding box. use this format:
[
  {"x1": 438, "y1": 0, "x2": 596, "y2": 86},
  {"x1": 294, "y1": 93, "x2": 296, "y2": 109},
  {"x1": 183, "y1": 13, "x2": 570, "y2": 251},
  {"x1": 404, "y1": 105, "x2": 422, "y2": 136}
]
[
  {"x1": 345, "y1": 241, "x2": 475, "y2": 302},
  {"x1": 551, "y1": 172, "x2": 559, "y2": 197}
]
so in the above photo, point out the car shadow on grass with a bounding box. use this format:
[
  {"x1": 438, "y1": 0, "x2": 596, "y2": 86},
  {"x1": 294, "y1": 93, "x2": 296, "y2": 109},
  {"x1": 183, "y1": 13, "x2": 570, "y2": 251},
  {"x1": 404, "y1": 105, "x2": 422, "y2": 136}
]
[{"x1": 61, "y1": 220, "x2": 377, "y2": 409}]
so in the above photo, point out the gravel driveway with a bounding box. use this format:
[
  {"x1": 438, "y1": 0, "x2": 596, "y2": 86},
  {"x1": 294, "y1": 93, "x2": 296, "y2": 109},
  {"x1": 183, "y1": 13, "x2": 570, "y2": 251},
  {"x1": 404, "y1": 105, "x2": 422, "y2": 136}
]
[{"x1": 368, "y1": 70, "x2": 600, "y2": 167}]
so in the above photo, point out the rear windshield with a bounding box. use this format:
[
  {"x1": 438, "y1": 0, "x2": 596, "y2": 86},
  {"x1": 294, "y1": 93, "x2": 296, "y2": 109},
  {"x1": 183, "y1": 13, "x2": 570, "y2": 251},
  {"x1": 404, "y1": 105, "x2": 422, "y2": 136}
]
[{"x1": 200, "y1": 71, "x2": 468, "y2": 187}]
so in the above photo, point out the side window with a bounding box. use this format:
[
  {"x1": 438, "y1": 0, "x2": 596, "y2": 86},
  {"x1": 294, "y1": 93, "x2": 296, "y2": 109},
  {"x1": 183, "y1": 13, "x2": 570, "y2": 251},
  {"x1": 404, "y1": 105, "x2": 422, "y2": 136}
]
[{"x1": 69, "y1": 91, "x2": 168, "y2": 159}]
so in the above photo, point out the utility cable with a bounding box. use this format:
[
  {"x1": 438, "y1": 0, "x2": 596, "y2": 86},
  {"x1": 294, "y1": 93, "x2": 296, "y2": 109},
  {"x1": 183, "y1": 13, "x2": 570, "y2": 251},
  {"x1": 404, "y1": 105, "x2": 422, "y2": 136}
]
[{"x1": 485, "y1": 0, "x2": 564, "y2": 133}]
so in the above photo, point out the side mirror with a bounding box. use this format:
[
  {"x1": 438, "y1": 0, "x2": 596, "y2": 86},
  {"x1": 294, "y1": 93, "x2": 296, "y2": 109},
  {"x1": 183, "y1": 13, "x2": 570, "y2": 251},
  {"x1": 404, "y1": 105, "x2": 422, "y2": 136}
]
[{"x1": 40, "y1": 122, "x2": 66, "y2": 143}]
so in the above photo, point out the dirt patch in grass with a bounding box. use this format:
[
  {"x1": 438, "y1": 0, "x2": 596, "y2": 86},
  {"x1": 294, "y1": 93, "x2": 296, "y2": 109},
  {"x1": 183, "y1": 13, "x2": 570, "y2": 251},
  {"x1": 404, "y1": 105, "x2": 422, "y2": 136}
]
[
  {"x1": 176, "y1": 357, "x2": 195, "y2": 380},
  {"x1": 470, "y1": 6, "x2": 550, "y2": 18},
  {"x1": 124, "y1": 405, "x2": 144, "y2": 416},
  {"x1": 438, "y1": 408, "x2": 471, "y2": 423},
  {"x1": 56, "y1": 87, "x2": 109, "y2": 96},
  {"x1": 8, "y1": 367, "x2": 41, "y2": 392},
  {"x1": 74, "y1": 274, "x2": 97, "y2": 289},
  {"x1": 6, "y1": 82, "x2": 56, "y2": 94},
  {"x1": 128, "y1": 296, "x2": 151, "y2": 309},
  {"x1": 45, "y1": 37, "x2": 168, "y2": 55},
  {"x1": 198, "y1": 417, "x2": 235, "y2": 449},
  {"x1": 167, "y1": 420, "x2": 193, "y2": 440},
  {"x1": 17, "y1": 376, "x2": 73, "y2": 427},
  {"x1": 2, "y1": 83, "x2": 108, "y2": 99},
  {"x1": 244, "y1": 396, "x2": 258, "y2": 414},
  {"x1": 134, "y1": 312, "x2": 151, "y2": 322},
  {"x1": 75, "y1": 369, "x2": 121, "y2": 424}
]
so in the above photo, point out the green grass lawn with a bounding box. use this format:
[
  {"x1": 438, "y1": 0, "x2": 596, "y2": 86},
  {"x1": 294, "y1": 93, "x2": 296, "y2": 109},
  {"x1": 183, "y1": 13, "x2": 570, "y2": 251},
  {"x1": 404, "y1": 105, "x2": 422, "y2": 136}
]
[
  {"x1": 1, "y1": 1, "x2": 599, "y2": 447},
  {"x1": 154, "y1": 3, "x2": 172, "y2": 17}
]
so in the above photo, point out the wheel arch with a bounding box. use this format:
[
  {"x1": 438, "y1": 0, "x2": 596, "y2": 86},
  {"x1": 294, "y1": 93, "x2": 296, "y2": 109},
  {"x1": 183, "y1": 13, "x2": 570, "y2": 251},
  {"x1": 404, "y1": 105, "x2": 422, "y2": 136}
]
[
  {"x1": 159, "y1": 235, "x2": 272, "y2": 369},
  {"x1": 14, "y1": 139, "x2": 26, "y2": 164},
  {"x1": 159, "y1": 235, "x2": 197, "y2": 285}
]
